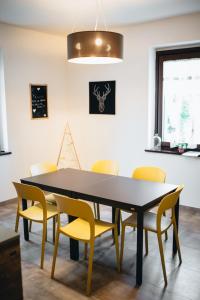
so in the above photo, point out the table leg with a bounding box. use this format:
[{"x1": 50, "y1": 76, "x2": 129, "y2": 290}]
[
  {"x1": 22, "y1": 198, "x2": 29, "y2": 241},
  {"x1": 112, "y1": 207, "x2": 120, "y2": 236},
  {"x1": 173, "y1": 197, "x2": 179, "y2": 255},
  {"x1": 68, "y1": 215, "x2": 79, "y2": 261},
  {"x1": 136, "y1": 210, "x2": 144, "y2": 286}
]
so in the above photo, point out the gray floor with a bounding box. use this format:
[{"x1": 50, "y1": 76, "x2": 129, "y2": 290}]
[{"x1": 1, "y1": 200, "x2": 200, "y2": 300}]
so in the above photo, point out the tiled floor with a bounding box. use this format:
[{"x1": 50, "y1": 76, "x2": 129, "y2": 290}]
[{"x1": 0, "y1": 200, "x2": 200, "y2": 300}]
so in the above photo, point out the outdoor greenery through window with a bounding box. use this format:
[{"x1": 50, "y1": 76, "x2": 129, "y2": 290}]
[{"x1": 155, "y1": 47, "x2": 200, "y2": 147}]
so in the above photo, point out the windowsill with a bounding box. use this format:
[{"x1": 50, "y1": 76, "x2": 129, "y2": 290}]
[
  {"x1": 0, "y1": 151, "x2": 12, "y2": 156},
  {"x1": 145, "y1": 148, "x2": 200, "y2": 156},
  {"x1": 145, "y1": 148, "x2": 182, "y2": 155}
]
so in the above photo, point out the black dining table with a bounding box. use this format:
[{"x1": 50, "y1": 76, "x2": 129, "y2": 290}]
[{"x1": 21, "y1": 168, "x2": 178, "y2": 286}]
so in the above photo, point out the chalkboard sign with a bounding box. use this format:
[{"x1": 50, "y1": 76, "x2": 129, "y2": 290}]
[{"x1": 30, "y1": 84, "x2": 48, "y2": 119}]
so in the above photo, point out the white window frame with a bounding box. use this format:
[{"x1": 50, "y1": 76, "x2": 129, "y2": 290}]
[{"x1": 0, "y1": 49, "x2": 9, "y2": 152}]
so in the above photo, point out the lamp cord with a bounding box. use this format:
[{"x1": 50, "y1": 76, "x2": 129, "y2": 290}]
[
  {"x1": 94, "y1": 0, "x2": 100, "y2": 31},
  {"x1": 101, "y1": 0, "x2": 108, "y2": 31},
  {"x1": 95, "y1": 0, "x2": 107, "y2": 31},
  {"x1": 71, "y1": 0, "x2": 108, "y2": 33}
]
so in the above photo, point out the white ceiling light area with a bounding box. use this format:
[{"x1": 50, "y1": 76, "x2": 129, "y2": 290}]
[{"x1": 0, "y1": 0, "x2": 200, "y2": 34}]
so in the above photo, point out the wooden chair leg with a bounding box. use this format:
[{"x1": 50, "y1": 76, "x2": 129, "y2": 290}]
[
  {"x1": 173, "y1": 221, "x2": 182, "y2": 263},
  {"x1": 45, "y1": 225, "x2": 48, "y2": 242},
  {"x1": 157, "y1": 233, "x2": 167, "y2": 285},
  {"x1": 120, "y1": 223, "x2": 126, "y2": 269},
  {"x1": 40, "y1": 222, "x2": 47, "y2": 269},
  {"x1": 145, "y1": 229, "x2": 149, "y2": 255},
  {"x1": 120, "y1": 211, "x2": 135, "y2": 232},
  {"x1": 15, "y1": 213, "x2": 20, "y2": 232},
  {"x1": 29, "y1": 201, "x2": 35, "y2": 232},
  {"x1": 53, "y1": 216, "x2": 56, "y2": 244},
  {"x1": 51, "y1": 229, "x2": 60, "y2": 278},
  {"x1": 114, "y1": 225, "x2": 120, "y2": 272},
  {"x1": 86, "y1": 241, "x2": 94, "y2": 296},
  {"x1": 84, "y1": 242, "x2": 88, "y2": 260},
  {"x1": 163, "y1": 211, "x2": 168, "y2": 240}
]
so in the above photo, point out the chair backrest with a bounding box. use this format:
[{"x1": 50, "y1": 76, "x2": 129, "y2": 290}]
[
  {"x1": 91, "y1": 160, "x2": 119, "y2": 176},
  {"x1": 54, "y1": 194, "x2": 95, "y2": 239},
  {"x1": 13, "y1": 182, "x2": 47, "y2": 217},
  {"x1": 132, "y1": 166, "x2": 166, "y2": 183},
  {"x1": 30, "y1": 162, "x2": 57, "y2": 176},
  {"x1": 157, "y1": 185, "x2": 184, "y2": 231}
]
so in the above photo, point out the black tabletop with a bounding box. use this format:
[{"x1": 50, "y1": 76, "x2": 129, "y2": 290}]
[
  {"x1": 21, "y1": 168, "x2": 178, "y2": 211},
  {"x1": 73, "y1": 175, "x2": 178, "y2": 210}
]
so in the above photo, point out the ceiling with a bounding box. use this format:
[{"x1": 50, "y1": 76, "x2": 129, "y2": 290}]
[{"x1": 0, "y1": 0, "x2": 200, "y2": 35}]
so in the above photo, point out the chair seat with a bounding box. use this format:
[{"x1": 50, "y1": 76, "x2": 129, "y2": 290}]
[
  {"x1": 19, "y1": 203, "x2": 58, "y2": 222},
  {"x1": 44, "y1": 192, "x2": 56, "y2": 205},
  {"x1": 123, "y1": 212, "x2": 172, "y2": 233},
  {"x1": 60, "y1": 218, "x2": 115, "y2": 241}
]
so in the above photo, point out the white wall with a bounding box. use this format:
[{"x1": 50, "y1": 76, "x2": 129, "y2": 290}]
[
  {"x1": 1, "y1": 13, "x2": 200, "y2": 208},
  {"x1": 0, "y1": 23, "x2": 68, "y2": 202},
  {"x1": 66, "y1": 13, "x2": 200, "y2": 208}
]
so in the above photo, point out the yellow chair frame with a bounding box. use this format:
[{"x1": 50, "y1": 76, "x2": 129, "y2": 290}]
[
  {"x1": 51, "y1": 194, "x2": 120, "y2": 296},
  {"x1": 120, "y1": 185, "x2": 184, "y2": 285},
  {"x1": 132, "y1": 166, "x2": 166, "y2": 182},
  {"x1": 133, "y1": 166, "x2": 167, "y2": 242},
  {"x1": 30, "y1": 162, "x2": 58, "y2": 176},
  {"x1": 13, "y1": 182, "x2": 58, "y2": 269},
  {"x1": 29, "y1": 162, "x2": 58, "y2": 234},
  {"x1": 120, "y1": 166, "x2": 167, "y2": 245},
  {"x1": 91, "y1": 160, "x2": 119, "y2": 219}
]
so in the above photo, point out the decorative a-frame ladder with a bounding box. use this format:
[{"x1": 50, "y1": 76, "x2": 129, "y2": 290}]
[
  {"x1": 57, "y1": 123, "x2": 81, "y2": 170},
  {"x1": 57, "y1": 123, "x2": 98, "y2": 217}
]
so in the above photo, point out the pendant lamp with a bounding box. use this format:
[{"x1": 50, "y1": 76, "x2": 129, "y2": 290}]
[{"x1": 67, "y1": 1, "x2": 123, "y2": 64}]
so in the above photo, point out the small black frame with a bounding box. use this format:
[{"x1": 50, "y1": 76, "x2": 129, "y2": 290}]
[
  {"x1": 30, "y1": 84, "x2": 48, "y2": 119},
  {"x1": 89, "y1": 80, "x2": 115, "y2": 115}
]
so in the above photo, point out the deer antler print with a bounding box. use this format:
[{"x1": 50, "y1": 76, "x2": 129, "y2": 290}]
[
  {"x1": 93, "y1": 85, "x2": 100, "y2": 98},
  {"x1": 103, "y1": 83, "x2": 111, "y2": 99},
  {"x1": 93, "y1": 83, "x2": 111, "y2": 113}
]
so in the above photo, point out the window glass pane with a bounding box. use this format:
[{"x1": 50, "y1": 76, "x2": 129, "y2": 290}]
[{"x1": 162, "y1": 58, "x2": 200, "y2": 145}]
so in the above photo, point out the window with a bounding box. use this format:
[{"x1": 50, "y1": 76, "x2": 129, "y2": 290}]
[
  {"x1": 0, "y1": 49, "x2": 9, "y2": 154},
  {"x1": 155, "y1": 47, "x2": 200, "y2": 146}
]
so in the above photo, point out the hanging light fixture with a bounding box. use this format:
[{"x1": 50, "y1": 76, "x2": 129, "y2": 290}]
[{"x1": 67, "y1": 1, "x2": 123, "y2": 64}]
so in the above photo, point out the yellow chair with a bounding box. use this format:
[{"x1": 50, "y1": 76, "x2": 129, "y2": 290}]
[
  {"x1": 30, "y1": 162, "x2": 58, "y2": 203},
  {"x1": 30, "y1": 162, "x2": 58, "y2": 176},
  {"x1": 13, "y1": 182, "x2": 58, "y2": 269},
  {"x1": 51, "y1": 194, "x2": 120, "y2": 296},
  {"x1": 91, "y1": 160, "x2": 119, "y2": 219},
  {"x1": 120, "y1": 166, "x2": 167, "y2": 243},
  {"x1": 29, "y1": 162, "x2": 58, "y2": 232},
  {"x1": 133, "y1": 166, "x2": 167, "y2": 241},
  {"x1": 120, "y1": 185, "x2": 184, "y2": 286},
  {"x1": 30, "y1": 162, "x2": 58, "y2": 204},
  {"x1": 132, "y1": 166, "x2": 166, "y2": 183}
]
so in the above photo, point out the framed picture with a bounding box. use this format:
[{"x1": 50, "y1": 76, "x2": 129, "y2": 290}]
[
  {"x1": 30, "y1": 84, "x2": 48, "y2": 119},
  {"x1": 89, "y1": 80, "x2": 115, "y2": 115}
]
